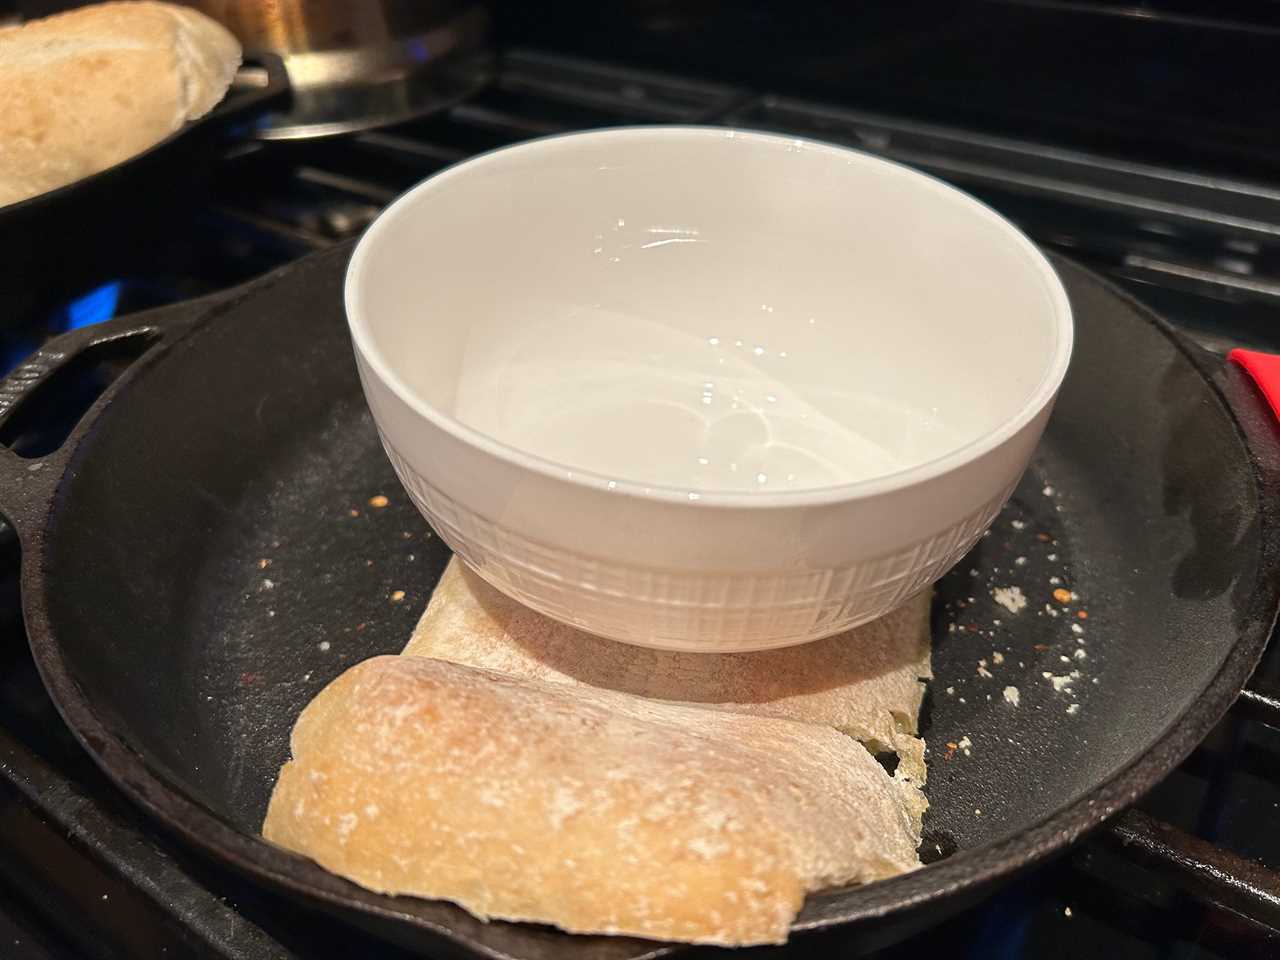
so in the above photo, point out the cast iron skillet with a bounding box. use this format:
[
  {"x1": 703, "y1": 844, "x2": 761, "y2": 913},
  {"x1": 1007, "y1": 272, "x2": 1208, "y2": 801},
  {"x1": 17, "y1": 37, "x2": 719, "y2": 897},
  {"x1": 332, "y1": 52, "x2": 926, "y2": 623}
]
[
  {"x1": 0, "y1": 244, "x2": 1276, "y2": 958},
  {"x1": 0, "y1": 54, "x2": 290, "y2": 324}
]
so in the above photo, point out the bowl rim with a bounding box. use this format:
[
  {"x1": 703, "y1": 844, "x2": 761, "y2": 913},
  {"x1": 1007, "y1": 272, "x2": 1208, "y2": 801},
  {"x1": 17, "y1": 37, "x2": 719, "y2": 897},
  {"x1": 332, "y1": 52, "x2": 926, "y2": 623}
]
[{"x1": 345, "y1": 124, "x2": 1074, "y2": 508}]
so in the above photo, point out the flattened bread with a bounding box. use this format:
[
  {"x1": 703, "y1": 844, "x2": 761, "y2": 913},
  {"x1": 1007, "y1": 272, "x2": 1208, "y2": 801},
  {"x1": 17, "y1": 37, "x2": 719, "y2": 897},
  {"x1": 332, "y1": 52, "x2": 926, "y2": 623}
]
[
  {"x1": 405, "y1": 559, "x2": 932, "y2": 783},
  {"x1": 0, "y1": 2, "x2": 241, "y2": 207},
  {"x1": 263, "y1": 656, "x2": 922, "y2": 946}
]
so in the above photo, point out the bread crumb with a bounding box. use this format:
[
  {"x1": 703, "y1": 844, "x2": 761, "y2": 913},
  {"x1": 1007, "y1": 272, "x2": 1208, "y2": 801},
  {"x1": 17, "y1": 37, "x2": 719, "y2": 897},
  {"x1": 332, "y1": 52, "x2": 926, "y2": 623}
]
[
  {"x1": 368, "y1": 495, "x2": 389, "y2": 508},
  {"x1": 946, "y1": 686, "x2": 955, "y2": 696},
  {"x1": 977, "y1": 660, "x2": 993, "y2": 679},
  {"x1": 992, "y1": 651, "x2": 1004, "y2": 664},
  {"x1": 1071, "y1": 623, "x2": 1084, "y2": 635},
  {"x1": 1067, "y1": 703, "x2": 1080, "y2": 715},
  {"x1": 1052, "y1": 587, "x2": 1072, "y2": 604},
  {"x1": 257, "y1": 558, "x2": 271, "y2": 569},
  {"x1": 349, "y1": 509, "x2": 360, "y2": 518},
  {"x1": 1065, "y1": 907, "x2": 1073, "y2": 918},
  {"x1": 1014, "y1": 556, "x2": 1027, "y2": 566},
  {"x1": 1011, "y1": 519, "x2": 1026, "y2": 530},
  {"x1": 1074, "y1": 648, "x2": 1087, "y2": 661},
  {"x1": 992, "y1": 586, "x2": 1027, "y2": 613},
  {"x1": 1003, "y1": 686, "x2": 1020, "y2": 706},
  {"x1": 390, "y1": 590, "x2": 406, "y2": 603},
  {"x1": 319, "y1": 641, "x2": 331, "y2": 651},
  {"x1": 957, "y1": 735, "x2": 972, "y2": 757},
  {"x1": 260, "y1": 578, "x2": 275, "y2": 591},
  {"x1": 1047, "y1": 552, "x2": 1058, "y2": 561},
  {"x1": 1043, "y1": 485, "x2": 1054, "y2": 496},
  {"x1": 1044, "y1": 673, "x2": 1074, "y2": 692}
]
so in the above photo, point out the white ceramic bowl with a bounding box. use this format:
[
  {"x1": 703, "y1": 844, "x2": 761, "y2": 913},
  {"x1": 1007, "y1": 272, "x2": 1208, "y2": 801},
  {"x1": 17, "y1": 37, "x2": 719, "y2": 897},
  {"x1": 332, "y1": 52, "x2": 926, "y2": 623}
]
[{"x1": 346, "y1": 126, "x2": 1073, "y2": 652}]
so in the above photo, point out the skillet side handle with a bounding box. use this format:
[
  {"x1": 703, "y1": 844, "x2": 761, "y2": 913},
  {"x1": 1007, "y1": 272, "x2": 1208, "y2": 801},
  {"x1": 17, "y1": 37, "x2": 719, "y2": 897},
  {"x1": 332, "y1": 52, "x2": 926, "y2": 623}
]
[
  {"x1": 1224, "y1": 349, "x2": 1280, "y2": 729},
  {"x1": 1228, "y1": 349, "x2": 1280, "y2": 425},
  {"x1": 0, "y1": 293, "x2": 224, "y2": 539}
]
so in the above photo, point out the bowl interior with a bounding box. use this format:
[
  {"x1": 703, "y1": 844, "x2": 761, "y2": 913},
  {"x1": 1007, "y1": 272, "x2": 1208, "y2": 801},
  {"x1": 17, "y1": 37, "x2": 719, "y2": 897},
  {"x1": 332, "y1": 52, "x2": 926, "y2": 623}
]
[{"x1": 348, "y1": 127, "x2": 1070, "y2": 494}]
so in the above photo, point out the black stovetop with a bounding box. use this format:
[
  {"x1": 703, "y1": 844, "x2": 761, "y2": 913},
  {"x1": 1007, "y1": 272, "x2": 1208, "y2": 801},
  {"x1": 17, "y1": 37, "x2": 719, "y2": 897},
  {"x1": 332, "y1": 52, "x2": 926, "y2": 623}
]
[{"x1": 4, "y1": 12, "x2": 1280, "y2": 960}]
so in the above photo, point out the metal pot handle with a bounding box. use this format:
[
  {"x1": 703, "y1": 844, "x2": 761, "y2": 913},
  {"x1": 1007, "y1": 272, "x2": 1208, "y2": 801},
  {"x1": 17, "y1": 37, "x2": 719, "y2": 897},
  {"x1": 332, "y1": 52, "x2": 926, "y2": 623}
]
[
  {"x1": 0, "y1": 288, "x2": 237, "y2": 538},
  {"x1": 211, "y1": 52, "x2": 291, "y2": 125}
]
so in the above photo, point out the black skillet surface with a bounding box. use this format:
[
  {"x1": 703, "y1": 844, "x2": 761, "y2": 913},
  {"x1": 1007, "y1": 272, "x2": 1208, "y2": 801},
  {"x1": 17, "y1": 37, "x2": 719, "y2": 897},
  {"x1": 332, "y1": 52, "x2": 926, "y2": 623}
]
[
  {"x1": 0, "y1": 244, "x2": 1276, "y2": 958},
  {"x1": 0, "y1": 54, "x2": 290, "y2": 324}
]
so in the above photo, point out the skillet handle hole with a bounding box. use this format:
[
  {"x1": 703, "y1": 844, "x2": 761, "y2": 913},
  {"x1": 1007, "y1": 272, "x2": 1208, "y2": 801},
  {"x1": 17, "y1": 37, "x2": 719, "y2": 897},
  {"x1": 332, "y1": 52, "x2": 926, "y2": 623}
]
[{"x1": 0, "y1": 332, "x2": 159, "y2": 459}]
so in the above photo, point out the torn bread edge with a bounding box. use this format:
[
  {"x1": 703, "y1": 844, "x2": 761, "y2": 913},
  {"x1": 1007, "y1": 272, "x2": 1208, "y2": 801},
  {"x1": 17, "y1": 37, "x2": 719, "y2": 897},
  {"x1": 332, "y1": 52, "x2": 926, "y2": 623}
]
[{"x1": 407, "y1": 560, "x2": 932, "y2": 794}]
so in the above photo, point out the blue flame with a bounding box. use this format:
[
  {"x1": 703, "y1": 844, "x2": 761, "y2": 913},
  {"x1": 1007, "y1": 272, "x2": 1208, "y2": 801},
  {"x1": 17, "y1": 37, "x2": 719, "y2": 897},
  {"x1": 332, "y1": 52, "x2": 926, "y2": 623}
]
[{"x1": 63, "y1": 281, "x2": 121, "y2": 330}]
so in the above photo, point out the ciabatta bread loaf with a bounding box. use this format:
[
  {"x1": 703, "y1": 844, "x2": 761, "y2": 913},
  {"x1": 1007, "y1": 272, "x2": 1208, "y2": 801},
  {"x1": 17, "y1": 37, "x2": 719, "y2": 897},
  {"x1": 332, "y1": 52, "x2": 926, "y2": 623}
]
[
  {"x1": 263, "y1": 655, "x2": 923, "y2": 946},
  {"x1": 0, "y1": 1, "x2": 241, "y2": 207}
]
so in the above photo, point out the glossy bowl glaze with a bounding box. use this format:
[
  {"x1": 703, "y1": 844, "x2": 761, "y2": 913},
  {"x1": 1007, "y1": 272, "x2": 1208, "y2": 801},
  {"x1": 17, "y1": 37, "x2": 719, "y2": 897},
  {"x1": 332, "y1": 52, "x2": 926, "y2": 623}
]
[{"x1": 346, "y1": 126, "x2": 1073, "y2": 651}]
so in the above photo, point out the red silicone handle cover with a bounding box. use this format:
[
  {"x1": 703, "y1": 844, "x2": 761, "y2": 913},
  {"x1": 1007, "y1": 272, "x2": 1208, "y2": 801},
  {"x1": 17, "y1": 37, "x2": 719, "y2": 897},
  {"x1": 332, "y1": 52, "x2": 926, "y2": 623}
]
[{"x1": 1229, "y1": 349, "x2": 1280, "y2": 422}]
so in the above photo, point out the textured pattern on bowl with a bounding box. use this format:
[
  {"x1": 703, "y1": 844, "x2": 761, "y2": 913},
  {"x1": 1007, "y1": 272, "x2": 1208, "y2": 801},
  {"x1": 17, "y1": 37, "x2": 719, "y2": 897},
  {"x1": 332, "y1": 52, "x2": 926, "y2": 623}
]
[{"x1": 384, "y1": 437, "x2": 1017, "y2": 651}]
